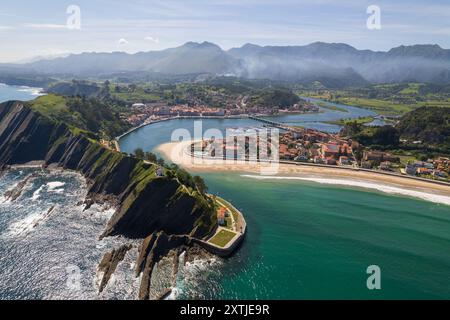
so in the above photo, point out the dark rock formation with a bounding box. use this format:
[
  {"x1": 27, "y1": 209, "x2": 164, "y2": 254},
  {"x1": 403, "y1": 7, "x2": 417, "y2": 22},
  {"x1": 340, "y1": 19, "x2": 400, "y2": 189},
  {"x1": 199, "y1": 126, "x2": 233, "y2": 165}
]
[
  {"x1": 0, "y1": 166, "x2": 6, "y2": 179},
  {"x1": 172, "y1": 247, "x2": 182, "y2": 285},
  {"x1": 98, "y1": 244, "x2": 133, "y2": 293},
  {"x1": 184, "y1": 244, "x2": 216, "y2": 264},
  {"x1": 33, "y1": 205, "x2": 55, "y2": 228},
  {"x1": 156, "y1": 288, "x2": 173, "y2": 300},
  {"x1": 4, "y1": 172, "x2": 37, "y2": 201},
  {"x1": 136, "y1": 231, "x2": 191, "y2": 300}
]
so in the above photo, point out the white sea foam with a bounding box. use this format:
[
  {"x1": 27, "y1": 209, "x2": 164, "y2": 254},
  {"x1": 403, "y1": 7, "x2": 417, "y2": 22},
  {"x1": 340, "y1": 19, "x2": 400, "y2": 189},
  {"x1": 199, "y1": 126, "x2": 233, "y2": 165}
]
[
  {"x1": 184, "y1": 257, "x2": 220, "y2": 273},
  {"x1": 47, "y1": 181, "x2": 65, "y2": 191},
  {"x1": 5, "y1": 211, "x2": 45, "y2": 236},
  {"x1": 31, "y1": 182, "x2": 65, "y2": 200},
  {"x1": 17, "y1": 86, "x2": 43, "y2": 96},
  {"x1": 165, "y1": 251, "x2": 222, "y2": 300},
  {"x1": 96, "y1": 246, "x2": 140, "y2": 300},
  {"x1": 165, "y1": 287, "x2": 180, "y2": 300},
  {"x1": 241, "y1": 175, "x2": 450, "y2": 206},
  {"x1": 32, "y1": 185, "x2": 44, "y2": 200},
  {"x1": 1, "y1": 179, "x2": 22, "y2": 203},
  {"x1": 103, "y1": 208, "x2": 116, "y2": 218},
  {"x1": 94, "y1": 270, "x2": 105, "y2": 289},
  {"x1": 89, "y1": 206, "x2": 116, "y2": 222}
]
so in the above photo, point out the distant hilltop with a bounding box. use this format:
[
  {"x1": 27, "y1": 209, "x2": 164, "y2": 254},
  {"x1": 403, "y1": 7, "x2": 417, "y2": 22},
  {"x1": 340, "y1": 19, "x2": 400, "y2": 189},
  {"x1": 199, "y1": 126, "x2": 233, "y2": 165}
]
[{"x1": 1, "y1": 42, "x2": 450, "y2": 86}]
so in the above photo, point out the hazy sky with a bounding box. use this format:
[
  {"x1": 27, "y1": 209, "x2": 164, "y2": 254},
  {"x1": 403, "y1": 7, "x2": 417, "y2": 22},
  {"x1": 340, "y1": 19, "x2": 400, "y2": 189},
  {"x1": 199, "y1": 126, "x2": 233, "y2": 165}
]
[{"x1": 0, "y1": 0, "x2": 449, "y2": 62}]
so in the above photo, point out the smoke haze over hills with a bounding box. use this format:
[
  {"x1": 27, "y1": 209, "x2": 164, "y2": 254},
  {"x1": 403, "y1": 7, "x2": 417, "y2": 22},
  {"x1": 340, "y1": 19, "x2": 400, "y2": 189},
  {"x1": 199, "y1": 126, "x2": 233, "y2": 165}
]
[{"x1": 2, "y1": 42, "x2": 450, "y2": 87}]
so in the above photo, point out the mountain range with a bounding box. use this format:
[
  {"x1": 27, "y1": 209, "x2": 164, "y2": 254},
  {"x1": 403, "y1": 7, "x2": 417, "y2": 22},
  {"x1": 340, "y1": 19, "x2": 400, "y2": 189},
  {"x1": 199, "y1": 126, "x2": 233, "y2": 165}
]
[{"x1": 2, "y1": 41, "x2": 450, "y2": 87}]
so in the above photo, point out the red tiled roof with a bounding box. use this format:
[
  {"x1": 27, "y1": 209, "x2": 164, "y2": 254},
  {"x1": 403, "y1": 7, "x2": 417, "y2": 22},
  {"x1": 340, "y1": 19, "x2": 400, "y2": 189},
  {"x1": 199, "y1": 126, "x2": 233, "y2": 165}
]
[
  {"x1": 322, "y1": 144, "x2": 339, "y2": 153},
  {"x1": 217, "y1": 207, "x2": 227, "y2": 219}
]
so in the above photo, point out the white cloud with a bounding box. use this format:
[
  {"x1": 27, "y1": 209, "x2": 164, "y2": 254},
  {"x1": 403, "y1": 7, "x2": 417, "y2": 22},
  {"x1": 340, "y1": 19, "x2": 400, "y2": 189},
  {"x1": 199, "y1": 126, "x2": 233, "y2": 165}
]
[
  {"x1": 118, "y1": 38, "x2": 129, "y2": 45},
  {"x1": 144, "y1": 36, "x2": 160, "y2": 44},
  {"x1": 0, "y1": 25, "x2": 13, "y2": 31},
  {"x1": 24, "y1": 23, "x2": 67, "y2": 29},
  {"x1": 385, "y1": 3, "x2": 450, "y2": 18}
]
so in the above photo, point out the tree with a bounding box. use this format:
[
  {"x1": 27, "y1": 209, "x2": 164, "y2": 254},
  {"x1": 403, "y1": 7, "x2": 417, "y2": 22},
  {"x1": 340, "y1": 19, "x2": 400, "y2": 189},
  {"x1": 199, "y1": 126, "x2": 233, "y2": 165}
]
[
  {"x1": 144, "y1": 152, "x2": 158, "y2": 163},
  {"x1": 372, "y1": 126, "x2": 400, "y2": 146},
  {"x1": 166, "y1": 170, "x2": 175, "y2": 179},
  {"x1": 157, "y1": 158, "x2": 165, "y2": 167},
  {"x1": 134, "y1": 148, "x2": 145, "y2": 159},
  {"x1": 353, "y1": 144, "x2": 364, "y2": 162},
  {"x1": 128, "y1": 84, "x2": 137, "y2": 92},
  {"x1": 342, "y1": 121, "x2": 363, "y2": 137},
  {"x1": 175, "y1": 168, "x2": 193, "y2": 188},
  {"x1": 193, "y1": 175, "x2": 208, "y2": 194}
]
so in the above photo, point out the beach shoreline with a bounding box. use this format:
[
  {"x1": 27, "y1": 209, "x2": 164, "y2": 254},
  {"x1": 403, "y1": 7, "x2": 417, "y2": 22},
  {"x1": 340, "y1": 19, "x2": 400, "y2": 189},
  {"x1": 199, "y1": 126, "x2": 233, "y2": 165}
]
[{"x1": 156, "y1": 141, "x2": 450, "y2": 203}]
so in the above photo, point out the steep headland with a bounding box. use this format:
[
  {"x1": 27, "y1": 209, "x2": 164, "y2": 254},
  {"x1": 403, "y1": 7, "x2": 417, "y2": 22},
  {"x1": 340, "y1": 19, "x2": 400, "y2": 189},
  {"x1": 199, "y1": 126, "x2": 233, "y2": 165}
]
[
  {"x1": 0, "y1": 97, "x2": 218, "y2": 298},
  {"x1": 0, "y1": 99, "x2": 216, "y2": 239}
]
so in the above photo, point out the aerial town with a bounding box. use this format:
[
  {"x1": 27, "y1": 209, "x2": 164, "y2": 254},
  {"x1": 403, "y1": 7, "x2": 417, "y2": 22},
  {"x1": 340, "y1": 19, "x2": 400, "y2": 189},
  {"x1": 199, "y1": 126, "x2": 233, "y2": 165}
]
[
  {"x1": 189, "y1": 126, "x2": 450, "y2": 182},
  {"x1": 278, "y1": 129, "x2": 449, "y2": 180},
  {"x1": 124, "y1": 100, "x2": 319, "y2": 126},
  {"x1": 119, "y1": 87, "x2": 449, "y2": 184}
]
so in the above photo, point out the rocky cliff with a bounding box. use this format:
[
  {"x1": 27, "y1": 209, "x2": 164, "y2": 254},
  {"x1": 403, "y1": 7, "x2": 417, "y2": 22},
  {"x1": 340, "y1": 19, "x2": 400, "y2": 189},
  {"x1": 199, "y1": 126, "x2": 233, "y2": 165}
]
[{"x1": 0, "y1": 100, "x2": 216, "y2": 240}]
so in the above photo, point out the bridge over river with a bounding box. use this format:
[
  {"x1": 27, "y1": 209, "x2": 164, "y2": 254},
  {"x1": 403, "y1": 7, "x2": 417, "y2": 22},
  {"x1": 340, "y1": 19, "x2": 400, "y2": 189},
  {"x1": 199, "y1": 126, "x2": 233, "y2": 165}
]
[{"x1": 248, "y1": 115, "x2": 297, "y2": 132}]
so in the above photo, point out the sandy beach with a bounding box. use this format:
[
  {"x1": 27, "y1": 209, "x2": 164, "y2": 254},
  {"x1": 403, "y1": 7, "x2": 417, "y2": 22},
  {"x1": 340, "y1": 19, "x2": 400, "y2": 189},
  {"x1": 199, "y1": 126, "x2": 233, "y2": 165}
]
[{"x1": 156, "y1": 141, "x2": 450, "y2": 203}]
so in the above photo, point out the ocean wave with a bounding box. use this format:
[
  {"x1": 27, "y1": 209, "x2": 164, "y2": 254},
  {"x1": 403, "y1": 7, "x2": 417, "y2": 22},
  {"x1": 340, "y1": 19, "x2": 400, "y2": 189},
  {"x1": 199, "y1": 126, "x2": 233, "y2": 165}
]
[
  {"x1": 31, "y1": 181, "x2": 65, "y2": 200},
  {"x1": 4, "y1": 206, "x2": 56, "y2": 237},
  {"x1": 16, "y1": 86, "x2": 44, "y2": 96},
  {"x1": 1, "y1": 179, "x2": 23, "y2": 204},
  {"x1": 89, "y1": 205, "x2": 116, "y2": 223},
  {"x1": 47, "y1": 181, "x2": 65, "y2": 191},
  {"x1": 95, "y1": 245, "x2": 141, "y2": 300},
  {"x1": 241, "y1": 175, "x2": 450, "y2": 206},
  {"x1": 0, "y1": 83, "x2": 43, "y2": 96},
  {"x1": 169, "y1": 253, "x2": 222, "y2": 300},
  {"x1": 31, "y1": 185, "x2": 44, "y2": 200}
]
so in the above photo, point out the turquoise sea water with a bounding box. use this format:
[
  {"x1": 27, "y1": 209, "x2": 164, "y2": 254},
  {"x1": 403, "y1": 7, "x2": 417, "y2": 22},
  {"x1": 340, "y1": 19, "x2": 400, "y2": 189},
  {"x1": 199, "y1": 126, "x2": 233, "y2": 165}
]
[
  {"x1": 187, "y1": 173, "x2": 450, "y2": 299},
  {"x1": 119, "y1": 117, "x2": 450, "y2": 300}
]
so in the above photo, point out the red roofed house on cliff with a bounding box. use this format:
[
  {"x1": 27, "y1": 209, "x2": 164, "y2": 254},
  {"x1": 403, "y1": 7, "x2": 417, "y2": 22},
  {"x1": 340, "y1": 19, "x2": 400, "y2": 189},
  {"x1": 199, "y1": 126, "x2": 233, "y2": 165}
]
[{"x1": 217, "y1": 207, "x2": 227, "y2": 226}]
